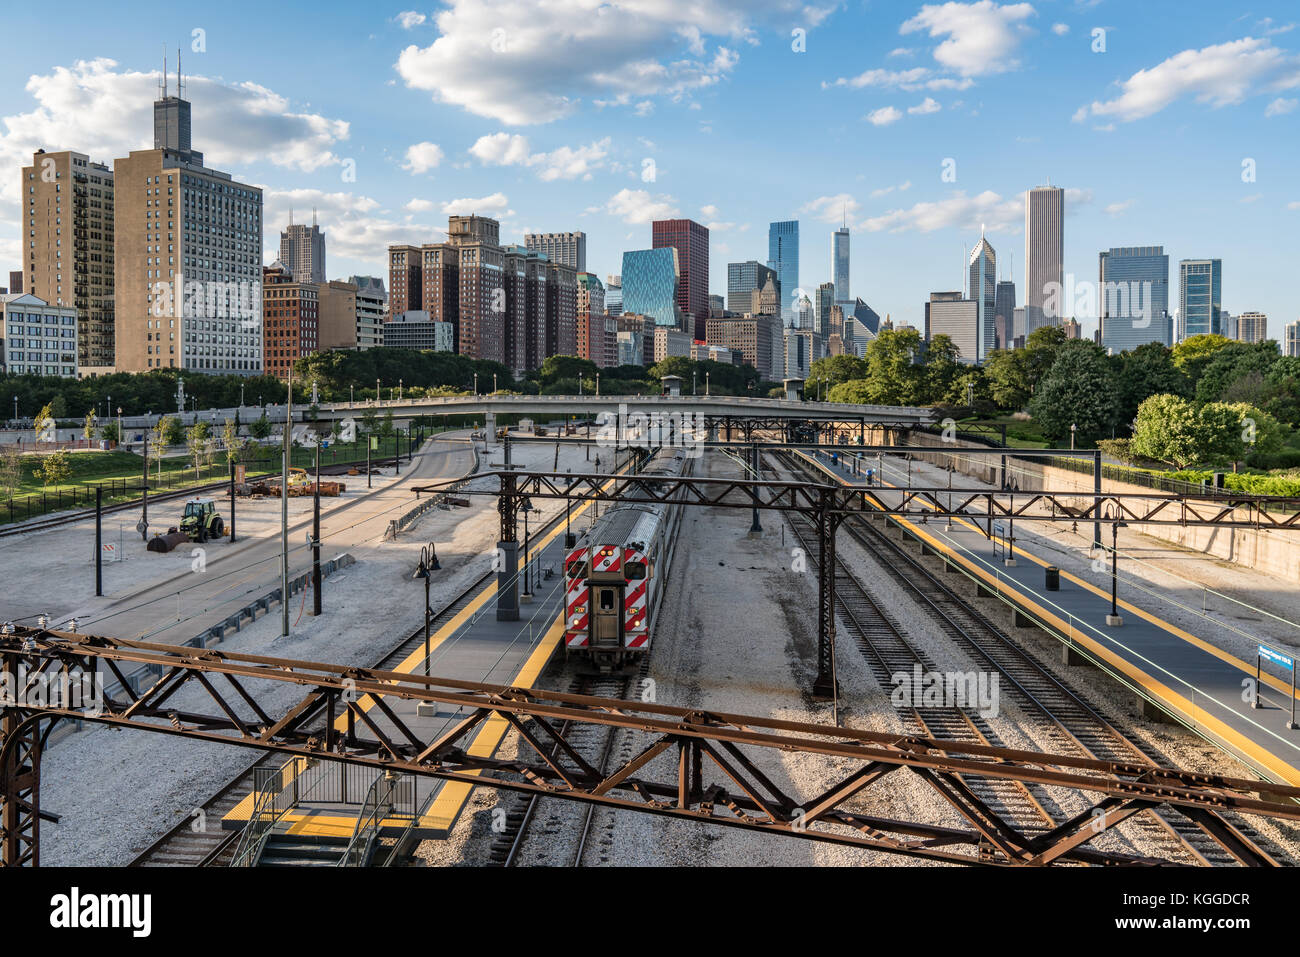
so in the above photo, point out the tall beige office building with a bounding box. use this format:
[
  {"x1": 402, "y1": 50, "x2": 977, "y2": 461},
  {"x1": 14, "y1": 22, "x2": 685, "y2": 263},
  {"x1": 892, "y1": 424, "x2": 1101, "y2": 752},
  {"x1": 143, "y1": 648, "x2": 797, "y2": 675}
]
[
  {"x1": 114, "y1": 62, "x2": 263, "y2": 374},
  {"x1": 1024, "y1": 184, "x2": 1064, "y2": 335},
  {"x1": 1236, "y1": 311, "x2": 1267, "y2": 344},
  {"x1": 20, "y1": 150, "x2": 115, "y2": 368}
]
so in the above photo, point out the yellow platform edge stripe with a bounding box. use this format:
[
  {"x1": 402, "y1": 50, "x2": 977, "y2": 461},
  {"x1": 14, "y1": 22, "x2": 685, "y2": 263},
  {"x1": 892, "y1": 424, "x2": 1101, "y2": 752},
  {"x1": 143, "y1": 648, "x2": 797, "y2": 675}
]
[{"x1": 795, "y1": 449, "x2": 1300, "y2": 787}]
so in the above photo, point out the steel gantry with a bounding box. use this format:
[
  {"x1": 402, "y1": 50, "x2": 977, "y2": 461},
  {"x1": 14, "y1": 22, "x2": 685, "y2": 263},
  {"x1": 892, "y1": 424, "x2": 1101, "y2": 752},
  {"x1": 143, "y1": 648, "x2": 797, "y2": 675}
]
[
  {"x1": 414, "y1": 468, "x2": 1300, "y2": 697},
  {"x1": 3, "y1": 627, "x2": 1298, "y2": 868}
]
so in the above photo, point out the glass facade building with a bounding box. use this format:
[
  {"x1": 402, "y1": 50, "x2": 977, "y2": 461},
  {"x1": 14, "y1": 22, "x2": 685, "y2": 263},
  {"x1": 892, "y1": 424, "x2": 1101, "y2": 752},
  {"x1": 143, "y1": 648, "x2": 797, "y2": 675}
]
[
  {"x1": 967, "y1": 236, "x2": 996, "y2": 362},
  {"x1": 652, "y1": 219, "x2": 709, "y2": 339},
  {"x1": 833, "y1": 226, "x2": 850, "y2": 303},
  {"x1": 767, "y1": 220, "x2": 799, "y2": 321},
  {"x1": 726, "y1": 260, "x2": 779, "y2": 315},
  {"x1": 1178, "y1": 259, "x2": 1222, "y2": 340},
  {"x1": 1099, "y1": 246, "x2": 1170, "y2": 354},
  {"x1": 621, "y1": 248, "x2": 680, "y2": 328}
]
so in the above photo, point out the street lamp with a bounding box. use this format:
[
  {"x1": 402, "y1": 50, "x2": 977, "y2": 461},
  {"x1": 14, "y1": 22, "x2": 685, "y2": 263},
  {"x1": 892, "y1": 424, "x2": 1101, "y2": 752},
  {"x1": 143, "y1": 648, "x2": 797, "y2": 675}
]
[
  {"x1": 520, "y1": 496, "x2": 534, "y2": 598},
  {"x1": 1070, "y1": 423, "x2": 1077, "y2": 451},
  {"x1": 595, "y1": 372, "x2": 600, "y2": 396},
  {"x1": 692, "y1": 370, "x2": 697, "y2": 396},
  {"x1": 415, "y1": 544, "x2": 440, "y2": 682},
  {"x1": 473, "y1": 373, "x2": 478, "y2": 395},
  {"x1": 1105, "y1": 506, "x2": 1127, "y2": 627},
  {"x1": 705, "y1": 372, "x2": 710, "y2": 396},
  {"x1": 493, "y1": 373, "x2": 497, "y2": 393},
  {"x1": 350, "y1": 384, "x2": 354, "y2": 406},
  {"x1": 399, "y1": 379, "x2": 403, "y2": 400},
  {"x1": 117, "y1": 407, "x2": 122, "y2": 447}
]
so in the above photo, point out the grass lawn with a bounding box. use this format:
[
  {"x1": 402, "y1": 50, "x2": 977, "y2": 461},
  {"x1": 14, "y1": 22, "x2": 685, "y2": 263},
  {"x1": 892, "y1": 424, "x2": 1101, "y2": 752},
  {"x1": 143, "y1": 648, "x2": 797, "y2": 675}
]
[{"x1": 957, "y1": 415, "x2": 1052, "y2": 449}]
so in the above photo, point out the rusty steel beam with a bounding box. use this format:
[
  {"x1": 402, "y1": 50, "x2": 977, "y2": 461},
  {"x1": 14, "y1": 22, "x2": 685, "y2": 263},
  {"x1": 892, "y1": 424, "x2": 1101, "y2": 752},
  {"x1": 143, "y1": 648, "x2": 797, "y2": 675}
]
[
  {"x1": 5, "y1": 628, "x2": 1300, "y2": 868},
  {"x1": 411, "y1": 470, "x2": 1300, "y2": 530}
]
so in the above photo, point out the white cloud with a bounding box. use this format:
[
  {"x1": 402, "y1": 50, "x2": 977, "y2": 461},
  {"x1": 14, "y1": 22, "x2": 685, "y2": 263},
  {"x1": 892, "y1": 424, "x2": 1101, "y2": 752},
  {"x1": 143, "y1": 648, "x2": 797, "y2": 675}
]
[
  {"x1": 1266, "y1": 96, "x2": 1298, "y2": 115},
  {"x1": 1104, "y1": 200, "x2": 1133, "y2": 216},
  {"x1": 468, "y1": 132, "x2": 610, "y2": 180},
  {"x1": 1289, "y1": 201, "x2": 1300, "y2": 210},
  {"x1": 395, "y1": 0, "x2": 821, "y2": 125},
  {"x1": 908, "y1": 96, "x2": 942, "y2": 114},
  {"x1": 634, "y1": 100, "x2": 655, "y2": 116},
  {"x1": 402, "y1": 141, "x2": 445, "y2": 174},
  {"x1": 0, "y1": 58, "x2": 348, "y2": 203},
  {"x1": 1052, "y1": 22, "x2": 1070, "y2": 35},
  {"x1": 800, "y1": 193, "x2": 862, "y2": 223},
  {"x1": 593, "y1": 187, "x2": 680, "y2": 224},
  {"x1": 396, "y1": 11, "x2": 427, "y2": 29},
  {"x1": 1240, "y1": 193, "x2": 1262, "y2": 204},
  {"x1": 866, "y1": 105, "x2": 903, "y2": 125},
  {"x1": 860, "y1": 189, "x2": 1023, "y2": 233},
  {"x1": 888, "y1": 47, "x2": 916, "y2": 57},
  {"x1": 900, "y1": 1, "x2": 1038, "y2": 77},
  {"x1": 261, "y1": 188, "x2": 436, "y2": 268},
  {"x1": 824, "y1": 66, "x2": 973, "y2": 91},
  {"x1": 405, "y1": 198, "x2": 436, "y2": 212},
  {"x1": 441, "y1": 191, "x2": 509, "y2": 215},
  {"x1": 1076, "y1": 37, "x2": 1300, "y2": 123},
  {"x1": 869, "y1": 180, "x2": 913, "y2": 198}
]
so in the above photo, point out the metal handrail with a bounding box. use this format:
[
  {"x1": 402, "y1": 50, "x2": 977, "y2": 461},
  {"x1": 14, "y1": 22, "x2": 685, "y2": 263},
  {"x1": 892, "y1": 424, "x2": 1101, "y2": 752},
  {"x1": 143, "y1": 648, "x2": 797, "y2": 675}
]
[
  {"x1": 337, "y1": 771, "x2": 415, "y2": 867},
  {"x1": 229, "y1": 756, "x2": 307, "y2": 867}
]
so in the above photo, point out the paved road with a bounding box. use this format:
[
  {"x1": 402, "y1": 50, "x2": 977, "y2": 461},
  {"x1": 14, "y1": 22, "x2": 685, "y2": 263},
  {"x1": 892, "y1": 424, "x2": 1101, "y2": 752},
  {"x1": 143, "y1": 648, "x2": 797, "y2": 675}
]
[{"x1": 71, "y1": 436, "x2": 475, "y2": 645}]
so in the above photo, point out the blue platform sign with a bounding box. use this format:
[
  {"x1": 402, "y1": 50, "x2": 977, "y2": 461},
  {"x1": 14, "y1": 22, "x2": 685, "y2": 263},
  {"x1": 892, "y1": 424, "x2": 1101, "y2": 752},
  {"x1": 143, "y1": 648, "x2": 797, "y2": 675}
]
[{"x1": 1259, "y1": 645, "x2": 1294, "y2": 671}]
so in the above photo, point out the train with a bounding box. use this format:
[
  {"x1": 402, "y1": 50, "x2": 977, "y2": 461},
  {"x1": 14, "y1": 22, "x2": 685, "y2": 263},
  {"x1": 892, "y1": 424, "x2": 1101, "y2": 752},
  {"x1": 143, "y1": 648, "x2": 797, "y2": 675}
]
[{"x1": 562, "y1": 446, "x2": 691, "y2": 670}]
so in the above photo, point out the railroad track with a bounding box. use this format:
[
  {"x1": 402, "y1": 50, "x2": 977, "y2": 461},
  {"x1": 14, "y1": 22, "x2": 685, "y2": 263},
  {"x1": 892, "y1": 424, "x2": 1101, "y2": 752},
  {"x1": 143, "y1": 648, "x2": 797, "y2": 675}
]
[
  {"x1": 489, "y1": 666, "x2": 645, "y2": 867},
  {"x1": 130, "y1": 451, "x2": 630, "y2": 867},
  {"x1": 776, "y1": 449, "x2": 1290, "y2": 867}
]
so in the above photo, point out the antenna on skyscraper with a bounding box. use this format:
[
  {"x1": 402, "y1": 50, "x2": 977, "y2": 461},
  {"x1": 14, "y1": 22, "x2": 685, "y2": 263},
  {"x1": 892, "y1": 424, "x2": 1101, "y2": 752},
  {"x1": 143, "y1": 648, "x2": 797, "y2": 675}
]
[
  {"x1": 177, "y1": 48, "x2": 183, "y2": 99},
  {"x1": 161, "y1": 46, "x2": 167, "y2": 98},
  {"x1": 312, "y1": 207, "x2": 318, "y2": 228}
]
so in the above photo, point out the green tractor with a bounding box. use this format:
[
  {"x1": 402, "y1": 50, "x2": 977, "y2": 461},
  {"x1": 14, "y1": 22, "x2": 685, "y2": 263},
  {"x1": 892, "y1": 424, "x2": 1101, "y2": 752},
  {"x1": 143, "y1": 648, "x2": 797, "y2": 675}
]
[{"x1": 180, "y1": 496, "x2": 225, "y2": 543}]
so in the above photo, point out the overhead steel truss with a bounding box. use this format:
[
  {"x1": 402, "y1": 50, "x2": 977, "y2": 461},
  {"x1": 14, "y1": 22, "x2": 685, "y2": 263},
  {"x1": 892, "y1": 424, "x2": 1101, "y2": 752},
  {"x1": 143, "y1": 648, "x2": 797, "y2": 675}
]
[{"x1": 3, "y1": 628, "x2": 1296, "y2": 868}]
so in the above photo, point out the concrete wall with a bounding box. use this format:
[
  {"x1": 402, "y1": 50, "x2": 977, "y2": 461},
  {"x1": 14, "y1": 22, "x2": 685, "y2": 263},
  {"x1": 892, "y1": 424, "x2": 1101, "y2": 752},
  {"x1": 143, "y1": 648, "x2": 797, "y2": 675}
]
[{"x1": 893, "y1": 431, "x2": 1300, "y2": 582}]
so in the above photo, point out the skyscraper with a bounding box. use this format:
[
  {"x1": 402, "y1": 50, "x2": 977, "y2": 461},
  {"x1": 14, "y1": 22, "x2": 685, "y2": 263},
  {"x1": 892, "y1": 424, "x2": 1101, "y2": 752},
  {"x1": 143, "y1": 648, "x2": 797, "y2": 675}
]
[
  {"x1": 994, "y1": 279, "x2": 1016, "y2": 351},
  {"x1": 652, "y1": 219, "x2": 709, "y2": 339},
  {"x1": 280, "y1": 213, "x2": 326, "y2": 283},
  {"x1": 924, "y1": 291, "x2": 979, "y2": 364},
  {"x1": 1285, "y1": 321, "x2": 1299, "y2": 358},
  {"x1": 1099, "y1": 246, "x2": 1170, "y2": 354},
  {"x1": 1024, "y1": 185, "x2": 1064, "y2": 333},
  {"x1": 967, "y1": 234, "x2": 996, "y2": 362},
  {"x1": 605, "y1": 275, "x2": 622, "y2": 314},
  {"x1": 113, "y1": 58, "x2": 264, "y2": 374},
  {"x1": 1178, "y1": 259, "x2": 1223, "y2": 340},
  {"x1": 525, "y1": 231, "x2": 587, "y2": 272},
  {"x1": 768, "y1": 220, "x2": 799, "y2": 321},
  {"x1": 832, "y1": 225, "x2": 850, "y2": 303},
  {"x1": 621, "y1": 248, "x2": 680, "y2": 329},
  {"x1": 815, "y1": 282, "x2": 835, "y2": 339},
  {"x1": 1237, "y1": 311, "x2": 1267, "y2": 344},
  {"x1": 727, "y1": 260, "x2": 779, "y2": 315},
  {"x1": 21, "y1": 150, "x2": 115, "y2": 368}
]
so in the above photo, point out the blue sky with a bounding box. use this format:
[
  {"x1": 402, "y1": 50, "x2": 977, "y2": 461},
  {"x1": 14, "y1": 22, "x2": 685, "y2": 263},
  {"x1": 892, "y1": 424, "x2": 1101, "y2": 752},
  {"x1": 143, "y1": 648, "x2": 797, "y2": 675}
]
[{"x1": 2, "y1": 0, "x2": 1298, "y2": 340}]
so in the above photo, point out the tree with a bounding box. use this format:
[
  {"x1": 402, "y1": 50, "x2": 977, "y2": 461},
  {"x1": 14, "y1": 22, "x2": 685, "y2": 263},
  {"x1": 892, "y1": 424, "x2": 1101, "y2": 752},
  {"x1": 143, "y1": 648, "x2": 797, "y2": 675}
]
[
  {"x1": 379, "y1": 409, "x2": 395, "y2": 440},
  {"x1": 864, "y1": 328, "x2": 924, "y2": 405},
  {"x1": 36, "y1": 450, "x2": 71, "y2": 488},
  {"x1": 809, "y1": 354, "x2": 869, "y2": 389},
  {"x1": 923, "y1": 334, "x2": 963, "y2": 405},
  {"x1": 1194, "y1": 341, "x2": 1283, "y2": 404},
  {"x1": 222, "y1": 417, "x2": 246, "y2": 467},
  {"x1": 0, "y1": 446, "x2": 24, "y2": 499},
  {"x1": 826, "y1": 379, "x2": 874, "y2": 404},
  {"x1": 1115, "y1": 342, "x2": 1189, "y2": 428},
  {"x1": 248, "y1": 412, "x2": 273, "y2": 441},
  {"x1": 1171, "y1": 333, "x2": 1233, "y2": 386},
  {"x1": 100, "y1": 420, "x2": 121, "y2": 444},
  {"x1": 1202, "y1": 401, "x2": 1284, "y2": 468},
  {"x1": 539, "y1": 355, "x2": 598, "y2": 386},
  {"x1": 151, "y1": 416, "x2": 178, "y2": 481},
  {"x1": 33, "y1": 402, "x2": 56, "y2": 442},
  {"x1": 1130, "y1": 394, "x2": 1203, "y2": 469},
  {"x1": 360, "y1": 408, "x2": 378, "y2": 436},
  {"x1": 982, "y1": 349, "x2": 1032, "y2": 411},
  {"x1": 1028, "y1": 340, "x2": 1119, "y2": 445},
  {"x1": 82, "y1": 410, "x2": 98, "y2": 446}
]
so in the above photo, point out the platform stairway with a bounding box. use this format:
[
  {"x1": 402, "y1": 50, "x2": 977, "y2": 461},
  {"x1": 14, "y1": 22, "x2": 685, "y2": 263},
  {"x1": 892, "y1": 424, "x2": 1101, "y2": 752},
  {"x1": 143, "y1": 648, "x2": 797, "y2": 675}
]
[{"x1": 229, "y1": 756, "x2": 418, "y2": 867}]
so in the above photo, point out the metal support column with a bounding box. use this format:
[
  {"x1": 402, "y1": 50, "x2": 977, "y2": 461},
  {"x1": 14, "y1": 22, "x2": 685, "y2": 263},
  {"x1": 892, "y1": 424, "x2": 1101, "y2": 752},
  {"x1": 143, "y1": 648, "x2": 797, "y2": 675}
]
[
  {"x1": 812, "y1": 490, "x2": 838, "y2": 700},
  {"x1": 312, "y1": 441, "x2": 322, "y2": 617},
  {"x1": 1093, "y1": 449, "x2": 1103, "y2": 551},
  {"x1": 95, "y1": 487, "x2": 103, "y2": 597}
]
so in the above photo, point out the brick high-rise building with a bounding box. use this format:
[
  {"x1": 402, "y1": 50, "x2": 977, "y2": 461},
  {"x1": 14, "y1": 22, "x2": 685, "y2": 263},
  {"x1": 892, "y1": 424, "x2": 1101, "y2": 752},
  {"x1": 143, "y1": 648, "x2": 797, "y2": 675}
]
[
  {"x1": 262, "y1": 261, "x2": 318, "y2": 378},
  {"x1": 114, "y1": 63, "x2": 263, "y2": 374},
  {"x1": 652, "y1": 218, "x2": 709, "y2": 339},
  {"x1": 21, "y1": 149, "x2": 115, "y2": 368},
  {"x1": 706, "y1": 313, "x2": 782, "y2": 381},
  {"x1": 388, "y1": 216, "x2": 576, "y2": 374},
  {"x1": 7, "y1": 272, "x2": 21, "y2": 295}
]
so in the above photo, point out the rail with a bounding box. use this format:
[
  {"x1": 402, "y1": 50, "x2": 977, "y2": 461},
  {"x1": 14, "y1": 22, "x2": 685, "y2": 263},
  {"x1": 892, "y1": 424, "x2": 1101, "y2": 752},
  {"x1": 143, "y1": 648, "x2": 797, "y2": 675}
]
[
  {"x1": 337, "y1": 772, "x2": 416, "y2": 868},
  {"x1": 229, "y1": 756, "x2": 308, "y2": 868}
]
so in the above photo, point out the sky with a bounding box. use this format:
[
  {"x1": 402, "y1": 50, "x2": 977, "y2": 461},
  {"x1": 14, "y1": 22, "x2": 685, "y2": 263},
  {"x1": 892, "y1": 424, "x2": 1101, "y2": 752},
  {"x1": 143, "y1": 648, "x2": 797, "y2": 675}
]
[{"x1": 1, "y1": 0, "x2": 1298, "y2": 341}]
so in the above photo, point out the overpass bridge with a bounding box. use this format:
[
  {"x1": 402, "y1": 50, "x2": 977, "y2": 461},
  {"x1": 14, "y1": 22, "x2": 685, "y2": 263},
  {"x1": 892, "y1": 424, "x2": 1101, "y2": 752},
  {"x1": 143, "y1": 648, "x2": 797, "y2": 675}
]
[{"x1": 316, "y1": 393, "x2": 937, "y2": 430}]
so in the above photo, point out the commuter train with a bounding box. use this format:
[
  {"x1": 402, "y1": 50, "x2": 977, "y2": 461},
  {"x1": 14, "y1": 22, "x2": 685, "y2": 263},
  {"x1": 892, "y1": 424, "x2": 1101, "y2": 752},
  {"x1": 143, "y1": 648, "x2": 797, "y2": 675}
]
[{"x1": 563, "y1": 447, "x2": 691, "y2": 670}]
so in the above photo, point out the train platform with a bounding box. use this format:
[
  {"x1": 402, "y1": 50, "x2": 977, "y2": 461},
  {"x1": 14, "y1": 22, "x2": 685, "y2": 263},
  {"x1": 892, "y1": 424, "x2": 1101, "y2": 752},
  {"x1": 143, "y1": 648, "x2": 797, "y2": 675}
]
[
  {"x1": 221, "y1": 492, "x2": 605, "y2": 845},
  {"x1": 796, "y1": 448, "x2": 1300, "y2": 789}
]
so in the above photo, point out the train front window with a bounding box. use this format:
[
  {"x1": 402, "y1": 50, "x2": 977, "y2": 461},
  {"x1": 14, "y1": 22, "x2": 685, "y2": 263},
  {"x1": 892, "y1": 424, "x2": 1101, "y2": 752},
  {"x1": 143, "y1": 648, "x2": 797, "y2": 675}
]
[
  {"x1": 626, "y1": 561, "x2": 646, "y2": 580},
  {"x1": 599, "y1": 589, "x2": 616, "y2": 611},
  {"x1": 566, "y1": 560, "x2": 588, "y2": 579}
]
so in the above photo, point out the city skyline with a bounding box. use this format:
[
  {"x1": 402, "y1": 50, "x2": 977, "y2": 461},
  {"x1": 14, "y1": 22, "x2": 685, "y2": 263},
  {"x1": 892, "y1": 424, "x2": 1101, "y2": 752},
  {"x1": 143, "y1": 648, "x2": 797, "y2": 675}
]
[{"x1": 1, "y1": 2, "x2": 1297, "y2": 343}]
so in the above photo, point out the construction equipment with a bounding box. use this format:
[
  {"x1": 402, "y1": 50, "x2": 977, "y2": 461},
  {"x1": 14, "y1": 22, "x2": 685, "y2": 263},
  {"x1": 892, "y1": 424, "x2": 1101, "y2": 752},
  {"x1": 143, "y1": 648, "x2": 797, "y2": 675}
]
[
  {"x1": 179, "y1": 497, "x2": 225, "y2": 542},
  {"x1": 146, "y1": 527, "x2": 189, "y2": 553}
]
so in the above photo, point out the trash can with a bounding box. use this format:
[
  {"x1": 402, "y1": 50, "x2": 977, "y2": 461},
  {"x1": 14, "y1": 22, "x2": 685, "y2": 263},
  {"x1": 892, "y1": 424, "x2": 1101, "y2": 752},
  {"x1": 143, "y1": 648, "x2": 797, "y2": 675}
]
[{"x1": 1045, "y1": 566, "x2": 1060, "y2": 591}]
